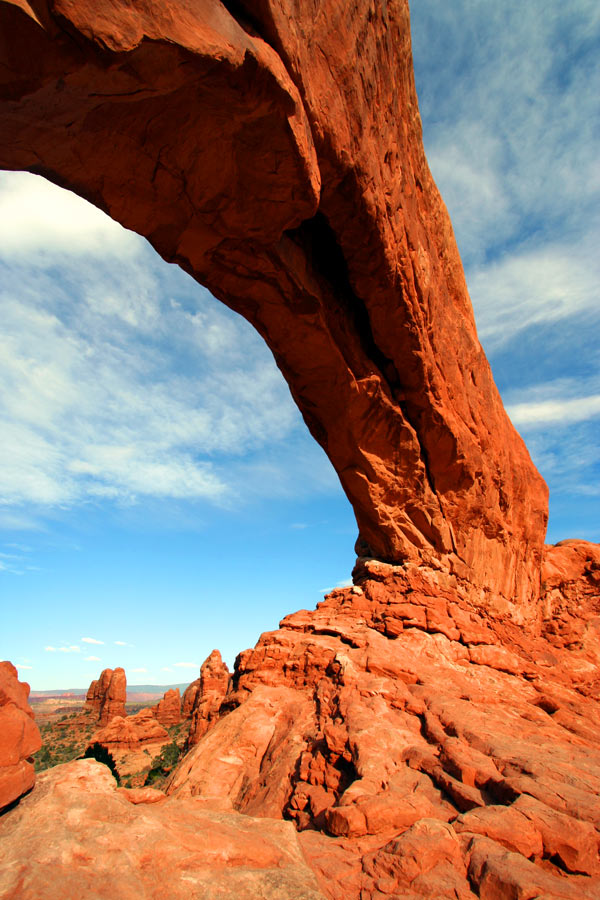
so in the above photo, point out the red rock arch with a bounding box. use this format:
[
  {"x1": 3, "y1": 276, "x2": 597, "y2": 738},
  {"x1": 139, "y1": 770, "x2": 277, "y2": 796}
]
[{"x1": 0, "y1": 0, "x2": 548, "y2": 610}]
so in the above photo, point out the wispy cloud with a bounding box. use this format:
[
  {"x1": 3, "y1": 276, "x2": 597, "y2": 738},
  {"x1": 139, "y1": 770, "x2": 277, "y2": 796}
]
[
  {"x1": 114, "y1": 641, "x2": 132, "y2": 647},
  {"x1": 81, "y1": 637, "x2": 104, "y2": 645},
  {"x1": 84, "y1": 655, "x2": 101, "y2": 662},
  {"x1": 320, "y1": 577, "x2": 353, "y2": 594},
  {"x1": 45, "y1": 645, "x2": 80, "y2": 653},
  {"x1": 508, "y1": 394, "x2": 600, "y2": 428},
  {"x1": 16, "y1": 664, "x2": 33, "y2": 670},
  {"x1": 0, "y1": 173, "x2": 320, "y2": 524},
  {"x1": 131, "y1": 667, "x2": 147, "y2": 674},
  {"x1": 161, "y1": 667, "x2": 173, "y2": 673}
]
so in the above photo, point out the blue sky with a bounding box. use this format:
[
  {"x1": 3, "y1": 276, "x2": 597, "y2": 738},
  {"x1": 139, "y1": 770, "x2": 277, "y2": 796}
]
[{"x1": 1, "y1": 0, "x2": 599, "y2": 689}]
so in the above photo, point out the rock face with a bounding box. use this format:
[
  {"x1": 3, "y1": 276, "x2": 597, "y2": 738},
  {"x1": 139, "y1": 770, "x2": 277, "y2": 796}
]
[
  {"x1": 153, "y1": 688, "x2": 181, "y2": 727},
  {"x1": 181, "y1": 678, "x2": 201, "y2": 718},
  {"x1": 91, "y1": 709, "x2": 169, "y2": 752},
  {"x1": 0, "y1": 662, "x2": 41, "y2": 813},
  {"x1": 166, "y1": 561, "x2": 600, "y2": 897},
  {"x1": 0, "y1": 0, "x2": 548, "y2": 610},
  {"x1": 0, "y1": 759, "x2": 326, "y2": 900},
  {"x1": 187, "y1": 650, "x2": 231, "y2": 747},
  {"x1": 85, "y1": 668, "x2": 127, "y2": 725}
]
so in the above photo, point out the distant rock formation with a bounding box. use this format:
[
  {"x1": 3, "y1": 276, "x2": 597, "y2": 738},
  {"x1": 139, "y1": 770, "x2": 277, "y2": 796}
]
[
  {"x1": 187, "y1": 651, "x2": 231, "y2": 747},
  {"x1": 0, "y1": 661, "x2": 41, "y2": 812},
  {"x1": 85, "y1": 668, "x2": 127, "y2": 725},
  {"x1": 152, "y1": 688, "x2": 181, "y2": 727},
  {"x1": 91, "y1": 709, "x2": 169, "y2": 752}
]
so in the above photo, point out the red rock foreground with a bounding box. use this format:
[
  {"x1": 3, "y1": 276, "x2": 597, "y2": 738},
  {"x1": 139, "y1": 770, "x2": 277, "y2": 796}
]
[
  {"x1": 2, "y1": 541, "x2": 599, "y2": 899},
  {"x1": 0, "y1": 663, "x2": 41, "y2": 813},
  {"x1": 0, "y1": 0, "x2": 548, "y2": 609},
  {"x1": 0, "y1": 759, "x2": 325, "y2": 900}
]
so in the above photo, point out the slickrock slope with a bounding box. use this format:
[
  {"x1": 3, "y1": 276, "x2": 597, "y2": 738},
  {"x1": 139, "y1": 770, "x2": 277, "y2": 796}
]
[
  {"x1": 153, "y1": 687, "x2": 182, "y2": 726},
  {"x1": 0, "y1": 662, "x2": 41, "y2": 812},
  {"x1": 0, "y1": 0, "x2": 548, "y2": 609},
  {"x1": 165, "y1": 558, "x2": 600, "y2": 898},
  {"x1": 85, "y1": 667, "x2": 127, "y2": 725},
  {"x1": 0, "y1": 759, "x2": 326, "y2": 900}
]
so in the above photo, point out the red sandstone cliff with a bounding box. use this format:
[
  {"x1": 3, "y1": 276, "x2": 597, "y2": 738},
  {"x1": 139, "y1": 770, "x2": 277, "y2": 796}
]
[
  {"x1": 0, "y1": 0, "x2": 548, "y2": 611},
  {"x1": 0, "y1": 661, "x2": 41, "y2": 812}
]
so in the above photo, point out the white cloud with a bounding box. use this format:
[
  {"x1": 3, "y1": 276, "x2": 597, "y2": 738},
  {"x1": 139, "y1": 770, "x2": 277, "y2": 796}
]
[
  {"x1": 131, "y1": 667, "x2": 147, "y2": 674},
  {"x1": 0, "y1": 172, "x2": 139, "y2": 259},
  {"x1": 84, "y1": 655, "x2": 101, "y2": 662},
  {"x1": 507, "y1": 394, "x2": 600, "y2": 428},
  {"x1": 0, "y1": 175, "x2": 314, "y2": 520},
  {"x1": 45, "y1": 645, "x2": 80, "y2": 653},
  {"x1": 114, "y1": 641, "x2": 131, "y2": 647},
  {"x1": 82, "y1": 637, "x2": 104, "y2": 645},
  {"x1": 468, "y1": 242, "x2": 600, "y2": 351},
  {"x1": 16, "y1": 664, "x2": 33, "y2": 670},
  {"x1": 161, "y1": 667, "x2": 173, "y2": 673},
  {"x1": 320, "y1": 577, "x2": 353, "y2": 594},
  {"x1": 173, "y1": 662, "x2": 200, "y2": 669}
]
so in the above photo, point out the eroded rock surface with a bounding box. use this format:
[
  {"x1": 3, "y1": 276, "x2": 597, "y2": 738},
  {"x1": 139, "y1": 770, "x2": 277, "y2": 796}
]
[
  {"x1": 0, "y1": 662, "x2": 41, "y2": 812},
  {"x1": 165, "y1": 559, "x2": 600, "y2": 898},
  {"x1": 0, "y1": 759, "x2": 326, "y2": 900},
  {"x1": 0, "y1": 0, "x2": 548, "y2": 609}
]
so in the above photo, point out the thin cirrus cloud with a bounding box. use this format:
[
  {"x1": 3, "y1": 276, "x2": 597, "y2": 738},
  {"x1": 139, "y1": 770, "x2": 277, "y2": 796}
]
[
  {"x1": 0, "y1": 171, "x2": 332, "y2": 526},
  {"x1": 81, "y1": 637, "x2": 104, "y2": 645},
  {"x1": 45, "y1": 645, "x2": 80, "y2": 653},
  {"x1": 85, "y1": 655, "x2": 101, "y2": 662},
  {"x1": 411, "y1": 2, "x2": 600, "y2": 347}
]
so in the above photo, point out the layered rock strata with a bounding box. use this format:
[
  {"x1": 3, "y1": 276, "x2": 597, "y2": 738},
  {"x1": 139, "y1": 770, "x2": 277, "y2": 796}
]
[
  {"x1": 0, "y1": 0, "x2": 548, "y2": 609},
  {"x1": 0, "y1": 662, "x2": 41, "y2": 812},
  {"x1": 165, "y1": 556, "x2": 600, "y2": 897}
]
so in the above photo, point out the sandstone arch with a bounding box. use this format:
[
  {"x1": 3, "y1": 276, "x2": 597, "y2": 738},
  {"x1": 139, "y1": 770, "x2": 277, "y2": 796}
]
[{"x1": 0, "y1": 0, "x2": 548, "y2": 609}]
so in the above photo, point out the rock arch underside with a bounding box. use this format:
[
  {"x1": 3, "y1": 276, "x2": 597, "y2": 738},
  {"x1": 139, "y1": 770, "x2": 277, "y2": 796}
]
[{"x1": 1, "y1": 2, "x2": 599, "y2": 899}]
